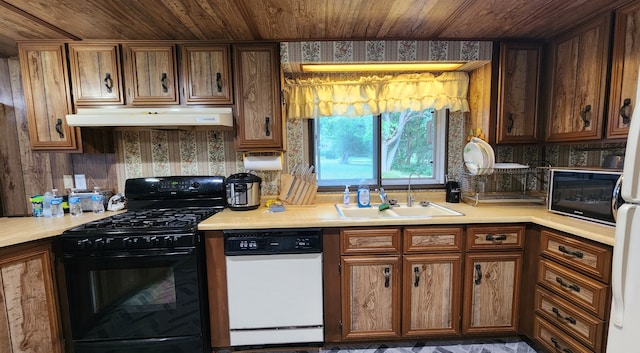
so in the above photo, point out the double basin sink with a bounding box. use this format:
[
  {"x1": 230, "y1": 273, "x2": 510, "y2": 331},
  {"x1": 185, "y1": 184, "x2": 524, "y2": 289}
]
[{"x1": 335, "y1": 202, "x2": 464, "y2": 219}]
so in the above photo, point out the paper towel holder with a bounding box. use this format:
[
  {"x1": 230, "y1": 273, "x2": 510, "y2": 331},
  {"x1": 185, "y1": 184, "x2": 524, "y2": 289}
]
[{"x1": 242, "y1": 151, "x2": 284, "y2": 171}]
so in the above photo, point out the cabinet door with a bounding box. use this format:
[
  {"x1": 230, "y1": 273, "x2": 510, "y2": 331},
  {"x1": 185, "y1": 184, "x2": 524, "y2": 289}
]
[
  {"x1": 547, "y1": 16, "x2": 610, "y2": 142},
  {"x1": 68, "y1": 43, "x2": 124, "y2": 105},
  {"x1": 0, "y1": 242, "x2": 62, "y2": 353},
  {"x1": 463, "y1": 252, "x2": 522, "y2": 334},
  {"x1": 341, "y1": 256, "x2": 401, "y2": 340},
  {"x1": 607, "y1": 2, "x2": 640, "y2": 139},
  {"x1": 496, "y1": 42, "x2": 541, "y2": 144},
  {"x1": 182, "y1": 44, "x2": 232, "y2": 104},
  {"x1": 125, "y1": 44, "x2": 178, "y2": 105},
  {"x1": 402, "y1": 254, "x2": 462, "y2": 337},
  {"x1": 18, "y1": 43, "x2": 81, "y2": 151},
  {"x1": 233, "y1": 43, "x2": 283, "y2": 151}
]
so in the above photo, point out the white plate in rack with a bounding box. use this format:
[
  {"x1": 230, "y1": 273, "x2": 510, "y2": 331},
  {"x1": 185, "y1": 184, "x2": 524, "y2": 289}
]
[
  {"x1": 463, "y1": 141, "x2": 487, "y2": 175},
  {"x1": 494, "y1": 163, "x2": 529, "y2": 169}
]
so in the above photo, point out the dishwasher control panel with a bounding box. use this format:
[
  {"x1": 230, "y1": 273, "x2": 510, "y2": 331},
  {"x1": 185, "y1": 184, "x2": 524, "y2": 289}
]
[{"x1": 223, "y1": 228, "x2": 322, "y2": 255}]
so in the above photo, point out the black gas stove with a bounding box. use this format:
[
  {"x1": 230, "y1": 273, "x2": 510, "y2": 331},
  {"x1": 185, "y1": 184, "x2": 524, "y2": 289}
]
[
  {"x1": 62, "y1": 176, "x2": 226, "y2": 252},
  {"x1": 59, "y1": 176, "x2": 224, "y2": 353}
]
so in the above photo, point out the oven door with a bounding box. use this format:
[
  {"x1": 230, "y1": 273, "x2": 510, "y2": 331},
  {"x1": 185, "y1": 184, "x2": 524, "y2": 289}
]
[{"x1": 61, "y1": 248, "x2": 205, "y2": 342}]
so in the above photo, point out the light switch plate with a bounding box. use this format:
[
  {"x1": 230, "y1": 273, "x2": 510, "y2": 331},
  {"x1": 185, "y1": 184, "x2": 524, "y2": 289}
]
[{"x1": 74, "y1": 174, "x2": 87, "y2": 190}]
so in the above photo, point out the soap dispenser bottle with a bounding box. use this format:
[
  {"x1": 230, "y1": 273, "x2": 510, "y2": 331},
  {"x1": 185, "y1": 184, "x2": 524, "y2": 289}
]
[
  {"x1": 357, "y1": 185, "x2": 370, "y2": 208},
  {"x1": 343, "y1": 185, "x2": 351, "y2": 208}
]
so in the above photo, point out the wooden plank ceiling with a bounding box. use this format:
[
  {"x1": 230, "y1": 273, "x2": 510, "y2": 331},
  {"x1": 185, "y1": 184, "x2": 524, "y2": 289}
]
[{"x1": 0, "y1": 0, "x2": 632, "y2": 58}]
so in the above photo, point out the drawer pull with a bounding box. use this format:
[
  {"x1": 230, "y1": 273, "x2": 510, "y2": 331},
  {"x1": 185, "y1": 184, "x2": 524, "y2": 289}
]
[
  {"x1": 552, "y1": 307, "x2": 577, "y2": 325},
  {"x1": 55, "y1": 118, "x2": 64, "y2": 138},
  {"x1": 556, "y1": 276, "x2": 581, "y2": 292},
  {"x1": 558, "y1": 245, "x2": 584, "y2": 259},
  {"x1": 216, "y1": 72, "x2": 223, "y2": 92},
  {"x1": 474, "y1": 264, "x2": 482, "y2": 285},
  {"x1": 384, "y1": 267, "x2": 390, "y2": 288},
  {"x1": 550, "y1": 337, "x2": 574, "y2": 353},
  {"x1": 161, "y1": 73, "x2": 168, "y2": 93},
  {"x1": 104, "y1": 73, "x2": 113, "y2": 93},
  {"x1": 413, "y1": 266, "x2": 420, "y2": 287},
  {"x1": 485, "y1": 234, "x2": 507, "y2": 242}
]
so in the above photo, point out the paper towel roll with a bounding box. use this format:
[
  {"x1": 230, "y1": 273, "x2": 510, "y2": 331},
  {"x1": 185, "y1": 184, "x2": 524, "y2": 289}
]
[{"x1": 243, "y1": 155, "x2": 283, "y2": 171}]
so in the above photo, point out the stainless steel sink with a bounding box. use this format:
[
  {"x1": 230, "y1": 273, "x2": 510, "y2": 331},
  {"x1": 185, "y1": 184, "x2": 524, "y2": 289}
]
[{"x1": 335, "y1": 202, "x2": 463, "y2": 219}]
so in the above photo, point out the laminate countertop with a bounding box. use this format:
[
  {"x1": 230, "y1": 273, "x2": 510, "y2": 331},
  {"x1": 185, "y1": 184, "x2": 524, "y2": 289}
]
[
  {"x1": 0, "y1": 212, "x2": 119, "y2": 249},
  {"x1": 198, "y1": 192, "x2": 616, "y2": 246},
  {"x1": 0, "y1": 193, "x2": 616, "y2": 249}
]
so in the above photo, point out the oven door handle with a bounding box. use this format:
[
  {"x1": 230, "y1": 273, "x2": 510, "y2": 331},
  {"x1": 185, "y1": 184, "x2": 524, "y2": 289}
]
[{"x1": 62, "y1": 249, "x2": 196, "y2": 261}]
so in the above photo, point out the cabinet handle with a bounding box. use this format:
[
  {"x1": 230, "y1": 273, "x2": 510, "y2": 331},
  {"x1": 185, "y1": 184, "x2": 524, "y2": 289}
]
[
  {"x1": 485, "y1": 234, "x2": 507, "y2": 242},
  {"x1": 506, "y1": 113, "x2": 514, "y2": 133},
  {"x1": 55, "y1": 118, "x2": 64, "y2": 138},
  {"x1": 265, "y1": 117, "x2": 271, "y2": 137},
  {"x1": 383, "y1": 267, "x2": 390, "y2": 288},
  {"x1": 474, "y1": 264, "x2": 482, "y2": 285},
  {"x1": 558, "y1": 245, "x2": 583, "y2": 259},
  {"x1": 216, "y1": 72, "x2": 223, "y2": 93},
  {"x1": 552, "y1": 307, "x2": 577, "y2": 325},
  {"x1": 556, "y1": 276, "x2": 580, "y2": 292},
  {"x1": 580, "y1": 104, "x2": 591, "y2": 129},
  {"x1": 104, "y1": 73, "x2": 113, "y2": 93},
  {"x1": 620, "y1": 98, "x2": 632, "y2": 125},
  {"x1": 161, "y1": 73, "x2": 168, "y2": 93},
  {"x1": 413, "y1": 266, "x2": 420, "y2": 287}
]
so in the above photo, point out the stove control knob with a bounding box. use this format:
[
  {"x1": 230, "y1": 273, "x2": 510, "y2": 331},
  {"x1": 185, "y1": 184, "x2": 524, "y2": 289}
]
[
  {"x1": 94, "y1": 238, "x2": 106, "y2": 248},
  {"x1": 149, "y1": 236, "x2": 161, "y2": 246},
  {"x1": 191, "y1": 182, "x2": 200, "y2": 189},
  {"x1": 164, "y1": 236, "x2": 175, "y2": 247},
  {"x1": 78, "y1": 239, "x2": 93, "y2": 249},
  {"x1": 122, "y1": 237, "x2": 133, "y2": 248}
]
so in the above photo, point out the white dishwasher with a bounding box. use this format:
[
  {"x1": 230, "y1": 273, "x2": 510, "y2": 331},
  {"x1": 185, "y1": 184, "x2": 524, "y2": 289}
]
[{"x1": 224, "y1": 228, "x2": 323, "y2": 347}]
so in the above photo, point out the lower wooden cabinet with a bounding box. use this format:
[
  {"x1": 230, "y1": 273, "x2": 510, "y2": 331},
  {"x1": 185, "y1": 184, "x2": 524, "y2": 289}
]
[
  {"x1": 462, "y1": 252, "x2": 522, "y2": 334},
  {"x1": 402, "y1": 254, "x2": 462, "y2": 337},
  {"x1": 0, "y1": 241, "x2": 62, "y2": 353},
  {"x1": 341, "y1": 255, "x2": 401, "y2": 339},
  {"x1": 340, "y1": 226, "x2": 465, "y2": 340}
]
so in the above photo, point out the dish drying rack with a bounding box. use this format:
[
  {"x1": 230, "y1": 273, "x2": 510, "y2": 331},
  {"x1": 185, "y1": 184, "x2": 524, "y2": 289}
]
[{"x1": 460, "y1": 166, "x2": 547, "y2": 206}]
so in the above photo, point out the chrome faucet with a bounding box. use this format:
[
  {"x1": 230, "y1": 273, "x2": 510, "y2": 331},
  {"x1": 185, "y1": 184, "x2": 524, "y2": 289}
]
[
  {"x1": 407, "y1": 172, "x2": 420, "y2": 207},
  {"x1": 378, "y1": 187, "x2": 387, "y2": 204}
]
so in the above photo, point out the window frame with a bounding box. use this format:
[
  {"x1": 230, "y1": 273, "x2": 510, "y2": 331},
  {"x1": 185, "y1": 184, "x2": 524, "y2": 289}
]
[{"x1": 309, "y1": 109, "x2": 449, "y2": 191}]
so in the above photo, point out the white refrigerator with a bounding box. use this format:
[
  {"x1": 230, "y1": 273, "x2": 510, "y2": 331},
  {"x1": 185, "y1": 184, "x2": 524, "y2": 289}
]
[{"x1": 607, "y1": 74, "x2": 640, "y2": 352}]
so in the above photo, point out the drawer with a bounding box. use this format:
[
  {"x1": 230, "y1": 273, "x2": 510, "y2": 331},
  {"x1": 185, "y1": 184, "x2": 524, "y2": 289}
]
[
  {"x1": 341, "y1": 228, "x2": 401, "y2": 255},
  {"x1": 403, "y1": 226, "x2": 463, "y2": 253},
  {"x1": 535, "y1": 286, "x2": 604, "y2": 352},
  {"x1": 541, "y1": 229, "x2": 612, "y2": 283},
  {"x1": 534, "y1": 315, "x2": 593, "y2": 353},
  {"x1": 465, "y1": 225, "x2": 524, "y2": 251},
  {"x1": 538, "y1": 259, "x2": 609, "y2": 319}
]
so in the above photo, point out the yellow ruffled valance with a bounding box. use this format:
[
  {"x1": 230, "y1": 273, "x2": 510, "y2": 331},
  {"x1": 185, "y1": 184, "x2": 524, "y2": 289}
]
[{"x1": 284, "y1": 72, "x2": 470, "y2": 119}]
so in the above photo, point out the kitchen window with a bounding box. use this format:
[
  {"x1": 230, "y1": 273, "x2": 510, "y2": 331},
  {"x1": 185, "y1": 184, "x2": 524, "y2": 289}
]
[
  {"x1": 285, "y1": 71, "x2": 469, "y2": 189},
  {"x1": 313, "y1": 108, "x2": 447, "y2": 188}
]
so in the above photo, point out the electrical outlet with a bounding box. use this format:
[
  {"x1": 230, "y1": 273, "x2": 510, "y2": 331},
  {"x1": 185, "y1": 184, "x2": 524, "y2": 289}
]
[{"x1": 63, "y1": 175, "x2": 74, "y2": 189}]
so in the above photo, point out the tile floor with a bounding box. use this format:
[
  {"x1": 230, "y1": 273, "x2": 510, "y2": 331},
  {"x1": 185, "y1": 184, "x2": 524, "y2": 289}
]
[{"x1": 219, "y1": 337, "x2": 539, "y2": 353}]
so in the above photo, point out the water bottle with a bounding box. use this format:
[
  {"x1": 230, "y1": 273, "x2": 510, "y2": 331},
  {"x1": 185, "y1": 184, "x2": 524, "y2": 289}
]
[
  {"x1": 51, "y1": 196, "x2": 64, "y2": 217},
  {"x1": 92, "y1": 186, "x2": 105, "y2": 214},
  {"x1": 69, "y1": 189, "x2": 83, "y2": 217},
  {"x1": 42, "y1": 191, "x2": 52, "y2": 217}
]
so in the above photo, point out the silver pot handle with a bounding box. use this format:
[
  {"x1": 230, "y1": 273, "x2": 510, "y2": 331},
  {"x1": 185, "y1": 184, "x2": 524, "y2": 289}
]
[{"x1": 613, "y1": 175, "x2": 623, "y2": 222}]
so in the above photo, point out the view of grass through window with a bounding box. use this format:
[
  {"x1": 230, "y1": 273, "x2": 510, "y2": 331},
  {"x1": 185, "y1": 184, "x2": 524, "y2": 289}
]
[{"x1": 315, "y1": 109, "x2": 437, "y2": 187}]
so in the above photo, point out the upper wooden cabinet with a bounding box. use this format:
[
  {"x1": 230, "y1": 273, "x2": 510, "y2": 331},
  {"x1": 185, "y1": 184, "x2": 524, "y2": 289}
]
[
  {"x1": 496, "y1": 42, "x2": 541, "y2": 144},
  {"x1": 546, "y1": 15, "x2": 611, "y2": 142},
  {"x1": 68, "y1": 43, "x2": 124, "y2": 106},
  {"x1": 607, "y1": 2, "x2": 640, "y2": 139},
  {"x1": 124, "y1": 43, "x2": 179, "y2": 105},
  {"x1": 181, "y1": 44, "x2": 233, "y2": 105},
  {"x1": 18, "y1": 42, "x2": 81, "y2": 151},
  {"x1": 233, "y1": 43, "x2": 284, "y2": 151}
]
